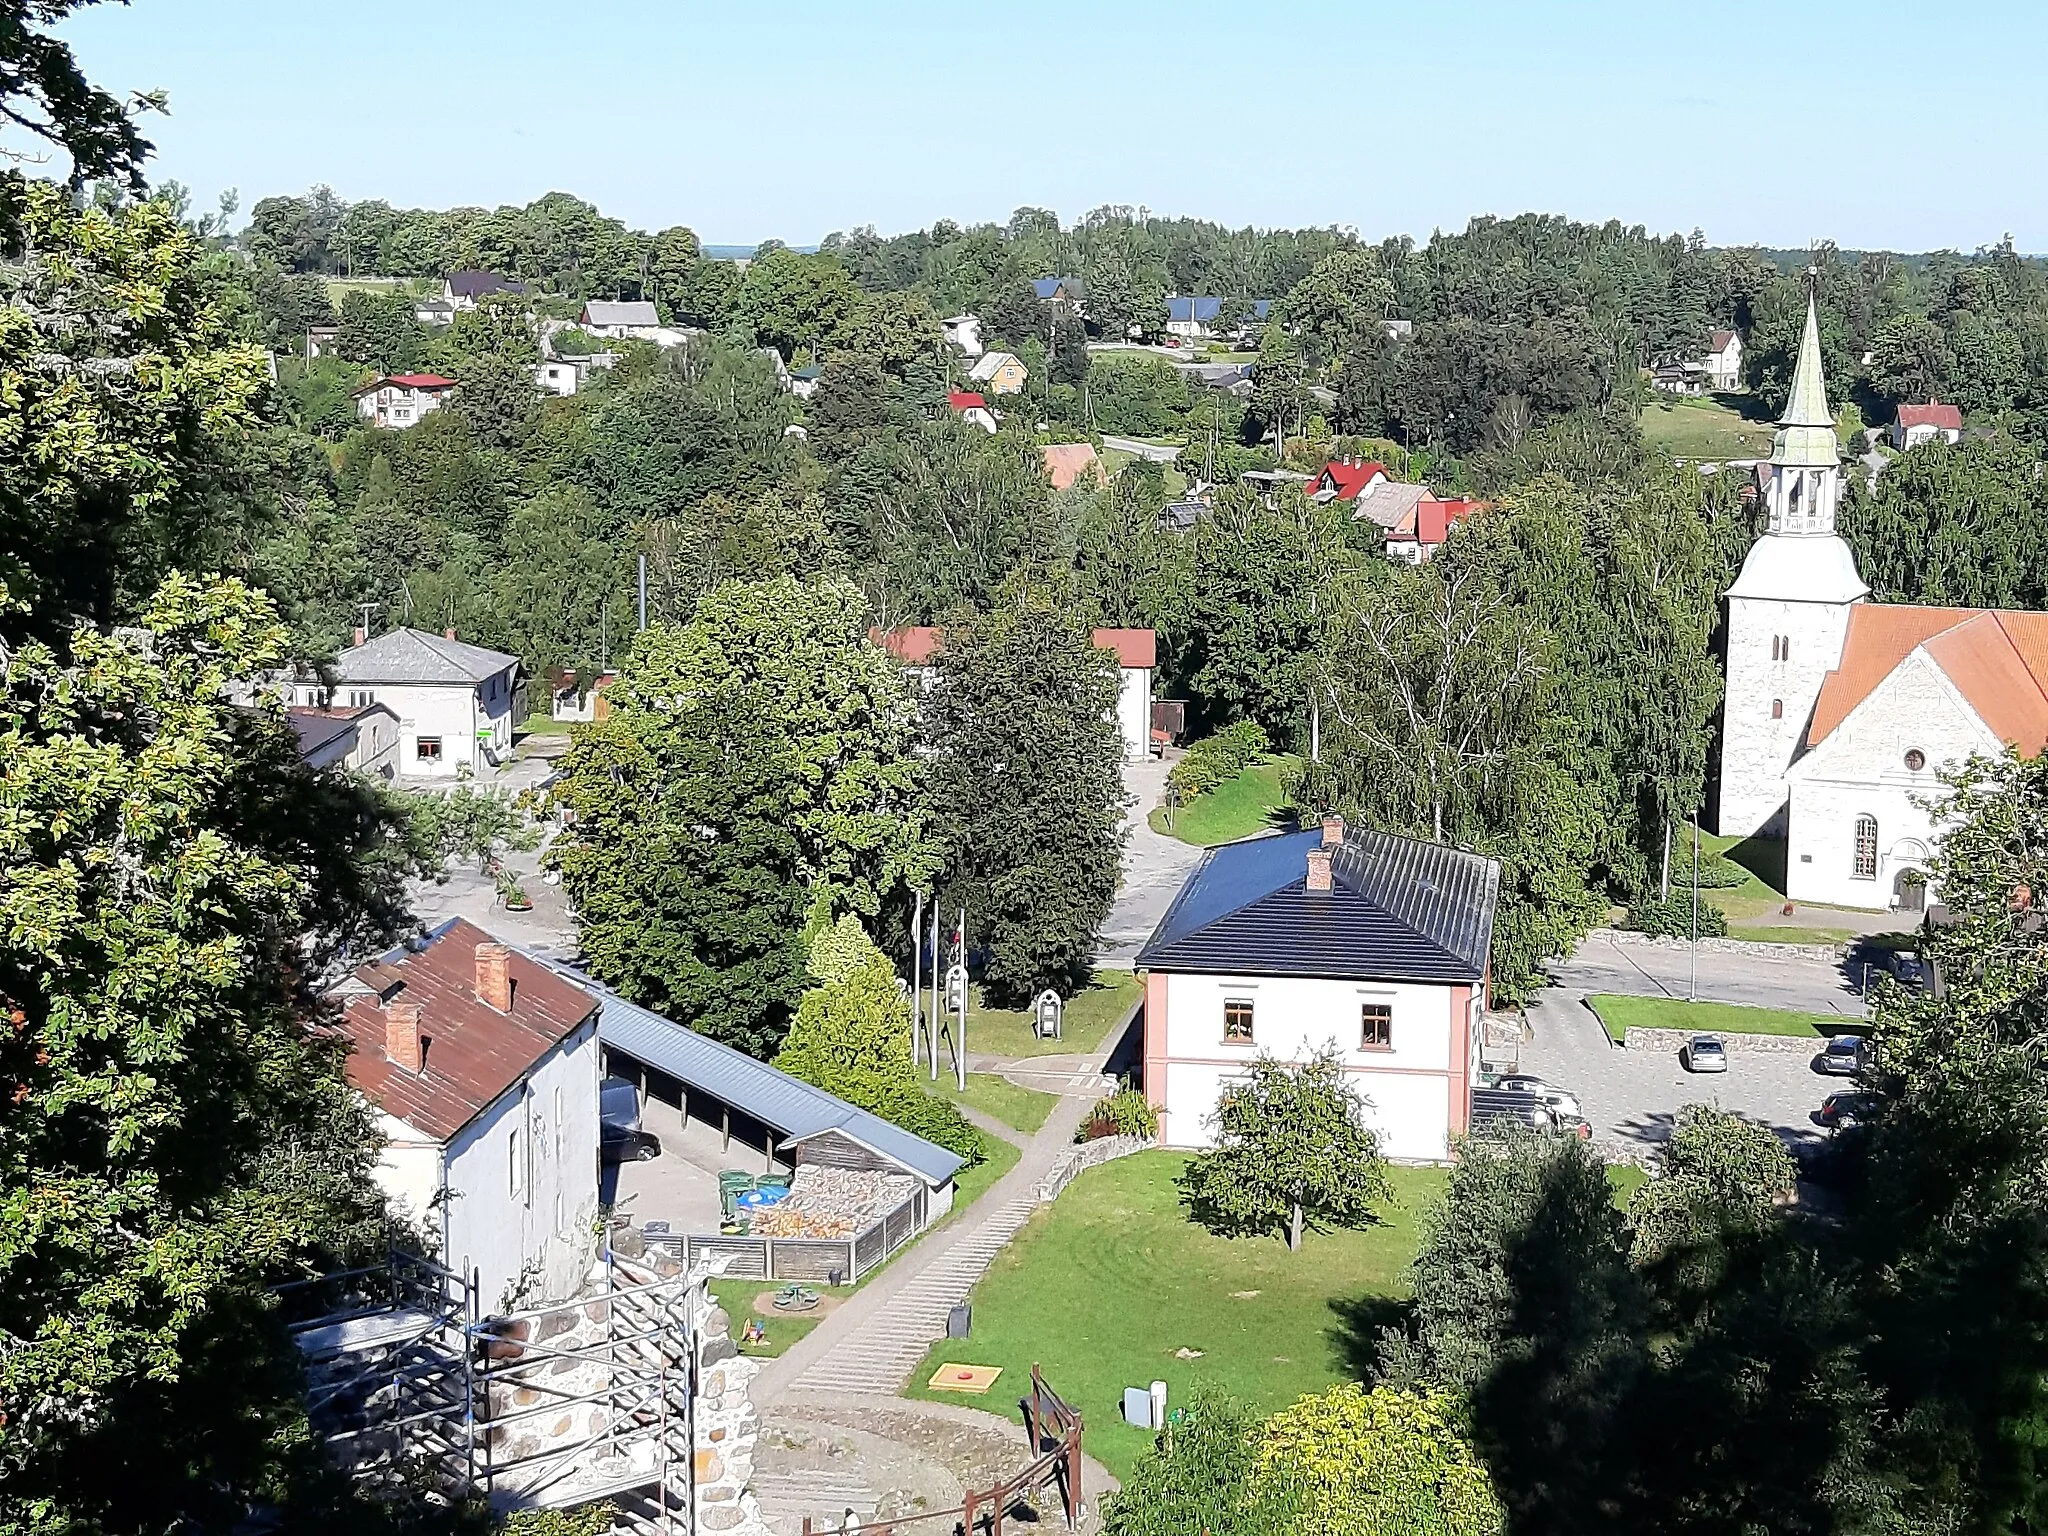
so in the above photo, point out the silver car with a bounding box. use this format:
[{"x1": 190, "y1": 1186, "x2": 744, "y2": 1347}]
[
  {"x1": 1817, "y1": 1035, "x2": 1868, "y2": 1076},
  {"x1": 1684, "y1": 1035, "x2": 1728, "y2": 1073}
]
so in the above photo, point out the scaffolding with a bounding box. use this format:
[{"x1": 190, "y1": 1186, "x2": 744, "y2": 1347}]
[{"x1": 283, "y1": 1246, "x2": 699, "y2": 1532}]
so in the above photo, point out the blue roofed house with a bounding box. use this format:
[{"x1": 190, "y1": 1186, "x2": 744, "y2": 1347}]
[
  {"x1": 1163, "y1": 296, "x2": 1274, "y2": 343},
  {"x1": 1033, "y1": 276, "x2": 1084, "y2": 312},
  {"x1": 1135, "y1": 817, "x2": 1499, "y2": 1162}
]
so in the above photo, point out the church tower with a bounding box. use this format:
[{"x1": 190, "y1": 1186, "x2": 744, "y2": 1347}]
[{"x1": 1716, "y1": 295, "x2": 1869, "y2": 838}]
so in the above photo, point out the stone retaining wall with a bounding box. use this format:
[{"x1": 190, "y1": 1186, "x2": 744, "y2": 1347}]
[
  {"x1": 1623, "y1": 1025, "x2": 1836, "y2": 1056},
  {"x1": 1587, "y1": 926, "x2": 1847, "y2": 964},
  {"x1": 695, "y1": 1310, "x2": 770, "y2": 1534}
]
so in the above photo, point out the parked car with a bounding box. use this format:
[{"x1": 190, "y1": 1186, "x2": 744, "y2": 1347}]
[
  {"x1": 1487, "y1": 1074, "x2": 1584, "y2": 1120},
  {"x1": 600, "y1": 1074, "x2": 661, "y2": 1162},
  {"x1": 602, "y1": 1127, "x2": 662, "y2": 1164},
  {"x1": 1683, "y1": 1035, "x2": 1728, "y2": 1073},
  {"x1": 1887, "y1": 950, "x2": 1929, "y2": 989},
  {"x1": 1470, "y1": 1088, "x2": 1561, "y2": 1134},
  {"x1": 1817, "y1": 1091, "x2": 1881, "y2": 1128},
  {"x1": 1816, "y1": 1034, "x2": 1869, "y2": 1076}
]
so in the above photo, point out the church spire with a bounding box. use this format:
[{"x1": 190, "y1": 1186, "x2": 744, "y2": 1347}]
[{"x1": 1780, "y1": 293, "x2": 1832, "y2": 428}]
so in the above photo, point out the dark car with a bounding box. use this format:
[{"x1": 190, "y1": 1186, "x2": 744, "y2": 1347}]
[
  {"x1": 599, "y1": 1074, "x2": 660, "y2": 1162},
  {"x1": 1888, "y1": 950, "x2": 1930, "y2": 989},
  {"x1": 602, "y1": 1127, "x2": 662, "y2": 1164},
  {"x1": 1817, "y1": 1091, "x2": 1881, "y2": 1128},
  {"x1": 1816, "y1": 1035, "x2": 1869, "y2": 1076},
  {"x1": 1471, "y1": 1088, "x2": 1588, "y2": 1138}
]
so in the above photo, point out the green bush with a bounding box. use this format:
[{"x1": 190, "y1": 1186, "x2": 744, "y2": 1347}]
[
  {"x1": 826, "y1": 1067, "x2": 986, "y2": 1165},
  {"x1": 1079, "y1": 1085, "x2": 1158, "y2": 1142},
  {"x1": 1623, "y1": 896, "x2": 1728, "y2": 939},
  {"x1": 1169, "y1": 720, "x2": 1271, "y2": 800}
]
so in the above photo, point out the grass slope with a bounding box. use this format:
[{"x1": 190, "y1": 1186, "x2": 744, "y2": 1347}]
[
  {"x1": 1148, "y1": 757, "x2": 1297, "y2": 847},
  {"x1": 908, "y1": 1151, "x2": 1447, "y2": 1479},
  {"x1": 1639, "y1": 393, "x2": 1776, "y2": 458},
  {"x1": 1589, "y1": 994, "x2": 1856, "y2": 1043},
  {"x1": 936, "y1": 1072, "x2": 1059, "y2": 1134},
  {"x1": 966, "y1": 969, "x2": 1143, "y2": 1059},
  {"x1": 946, "y1": 1132, "x2": 1022, "y2": 1219}
]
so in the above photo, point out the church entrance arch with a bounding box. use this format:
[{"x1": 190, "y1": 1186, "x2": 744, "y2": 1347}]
[{"x1": 1891, "y1": 839, "x2": 1931, "y2": 913}]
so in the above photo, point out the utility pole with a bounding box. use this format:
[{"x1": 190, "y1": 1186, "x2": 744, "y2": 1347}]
[
  {"x1": 1661, "y1": 819, "x2": 1672, "y2": 904},
  {"x1": 1688, "y1": 816, "x2": 1700, "y2": 1003},
  {"x1": 910, "y1": 890, "x2": 925, "y2": 1071}
]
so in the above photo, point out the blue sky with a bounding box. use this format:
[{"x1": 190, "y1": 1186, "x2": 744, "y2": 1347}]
[{"x1": 46, "y1": 0, "x2": 2048, "y2": 252}]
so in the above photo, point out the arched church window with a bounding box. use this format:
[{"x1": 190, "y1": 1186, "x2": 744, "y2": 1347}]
[
  {"x1": 1904, "y1": 749, "x2": 1926, "y2": 771},
  {"x1": 1771, "y1": 699, "x2": 1784, "y2": 719},
  {"x1": 1853, "y1": 815, "x2": 1879, "y2": 880}
]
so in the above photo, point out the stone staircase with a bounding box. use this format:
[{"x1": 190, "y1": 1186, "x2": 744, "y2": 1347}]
[{"x1": 783, "y1": 1195, "x2": 1039, "y2": 1396}]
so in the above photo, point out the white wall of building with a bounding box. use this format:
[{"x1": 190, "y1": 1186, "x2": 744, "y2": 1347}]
[
  {"x1": 440, "y1": 1021, "x2": 603, "y2": 1312},
  {"x1": 356, "y1": 384, "x2": 448, "y2": 430},
  {"x1": 301, "y1": 674, "x2": 516, "y2": 778},
  {"x1": 1719, "y1": 594, "x2": 1856, "y2": 837},
  {"x1": 371, "y1": 1108, "x2": 444, "y2": 1244},
  {"x1": 347, "y1": 709, "x2": 402, "y2": 779},
  {"x1": 1153, "y1": 971, "x2": 1472, "y2": 1162},
  {"x1": 1708, "y1": 336, "x2": 1743, "y2": 389},
  {"x1": 1115, "y1": 666, "x2": 1153, "y2": 762},
  {"x1": 1784, "y1": 653, "x2": 1987, "y2": 908}
]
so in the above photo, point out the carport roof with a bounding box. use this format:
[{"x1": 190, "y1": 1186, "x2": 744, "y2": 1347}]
[{"x1": 535, "y1": 958, "x2": 966, "y2": 1188}]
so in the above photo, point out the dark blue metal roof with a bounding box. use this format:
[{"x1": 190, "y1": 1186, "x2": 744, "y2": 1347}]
[
  {"x1": 1033, "y1": 276, "x2": 1078, "y2": 299},
  {"x1": 1135, "y1": 827, "x2": 1499, "y2": 984},
  {"x1": 531, "y1": 957, "x2": 965, "y2": 1188},
  {"x1": 1164, "y1": 296, "x2": 1275, "y2": 324}
]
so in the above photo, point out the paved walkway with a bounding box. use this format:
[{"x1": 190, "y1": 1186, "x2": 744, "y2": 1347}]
[
  {"x1": 754, "y1": 1079, "x2": 1097, "y2": 1407},
  {"x1": 1098, "y1": 754, "x2": 1206, "y2": 967}
]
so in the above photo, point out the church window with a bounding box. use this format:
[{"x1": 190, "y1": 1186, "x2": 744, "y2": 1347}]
[
  {"x1": 1771, "y1": 699, "x2": 1784, "y2": 720},
  {"x1": 1853, "y1": 815, "x2": 1878, "y2": 880},
  {"x1": 1771, "y1": 635, "x2": 1790, "y2": 662},
  {"x1": 1904, "y1": 749, "x2": 1926, "y2": 771}
]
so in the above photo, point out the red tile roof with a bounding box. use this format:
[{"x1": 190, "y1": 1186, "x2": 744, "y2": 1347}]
[
  {"x1": 1415, "y1": 498, "x2": 1481, "y2": 545},
  {"x1": 947, "y1": 391, "x2": 989, "y2": 413},
  {"x1": 1710, "y1": 329, "x2": 1739, "y2": 352},
  {"x1": 1809, "y1": 605, "x2": 2048, "y2": 752},
  {"x1": 334, "y1": 918, "x2": 597, "y2": 1142},
  {"x1": 1042, "y1": 442, "x2": 1103, "y2": 490},
  {"x1": 1896, "y1": 401, "x2": 1962, "y2": 432},
  {"x1": 870, "y1": 624, "x2": 1155, "y2": 669},
  {"x1": 1313, "y1": 460, "x2": 1388, "y2": 500},
  {"x1": 355, "y1": 373, "x2": 457, "y2": 396}
]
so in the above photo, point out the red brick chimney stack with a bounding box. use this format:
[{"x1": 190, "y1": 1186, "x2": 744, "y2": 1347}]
[
  {"x1": 1306, "y1": 848, "x2": 1333, "y2": 892},
  {"x1": 353, "y1": 626, "x2": 366, "y2": 646},
  {"x1": 444, "y1": 626, "x2": 458, "y2": 641},
  {"x1": 1321, "y1": 814, "x2": 1346, "y2": 848},
  {"x1": 475, "y1": 942, "x2": 512, "y2": 1012},
  {"x1": 385, "y1": 1000, "x2": 423, "y2": 1073}
]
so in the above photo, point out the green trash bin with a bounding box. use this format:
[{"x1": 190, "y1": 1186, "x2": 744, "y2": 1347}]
[{"x1": 717, "y1": 1170, "x2": 754, "y2": 1221}]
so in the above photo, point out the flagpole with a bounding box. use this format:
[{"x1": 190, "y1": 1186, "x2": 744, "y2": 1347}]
[
  {"x1": 911, "y1": 890, "x2": 925, "y2": 1070},
  {"x1": 956, "y1": 904, "x2": 967, "y2": 1091}
]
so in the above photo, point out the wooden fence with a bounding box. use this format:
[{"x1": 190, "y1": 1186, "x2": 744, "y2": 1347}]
[{"x1": 645, "y1": 1183, "x2": 928, "y2": 1283}]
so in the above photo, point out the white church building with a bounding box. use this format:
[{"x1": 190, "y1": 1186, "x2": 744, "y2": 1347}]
[{"x1": 1716, "y1": 298, "x2": 2048, "y2": 913}]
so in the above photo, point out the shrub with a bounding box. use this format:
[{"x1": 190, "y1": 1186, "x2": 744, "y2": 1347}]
[
  {"x1": 825, "y1": 1067, "x2": 986, "y2": 1165},
  {"x1": 1079, "y1": 1085, "x2": 1158, "y2": 1142},
  {"x1": 1622, "y1": 896, "x2": 1728, "y2": 938},
  {"x1": 1169, "y1": 720, "x2": 1271, "y2": 800}
]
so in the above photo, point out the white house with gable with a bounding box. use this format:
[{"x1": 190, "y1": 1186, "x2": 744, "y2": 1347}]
[
  {"x1": 334, "y1": 918, "x2": 602, "y2": 1309},
  {"x1": 354, "y1": 374, "x2": 457, "y2": 430},
  {"x1": 1136, "y1": 819, "x2": 1498, "y2": 1163},
  {"x1": 302, "y1": 627, "x2": 522, "y2": 779}
]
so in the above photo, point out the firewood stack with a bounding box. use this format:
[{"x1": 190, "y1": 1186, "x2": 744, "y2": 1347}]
[{"x1": 745, "y1": 1165, "x2": 921, "y2": 1238}]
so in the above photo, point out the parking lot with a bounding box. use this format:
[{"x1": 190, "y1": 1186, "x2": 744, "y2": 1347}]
[{"x1": 1516, "y1": 932, "x2": 1873, "y2": 1158}]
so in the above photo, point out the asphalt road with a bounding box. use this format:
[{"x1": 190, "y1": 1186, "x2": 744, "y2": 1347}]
[{"x1": 1516, "y1": 933, "x2": 1869, "y2": 1156}]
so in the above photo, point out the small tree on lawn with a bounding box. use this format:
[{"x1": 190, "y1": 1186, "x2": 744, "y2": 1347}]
[{"x1": 1179, "y1": 1048, "x2": 1392, "y2": 1249}]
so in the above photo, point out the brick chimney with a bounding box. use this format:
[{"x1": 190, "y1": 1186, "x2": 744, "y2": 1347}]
[
  {"x1": 1321, "y1": 814, "x2": 1346, "y2": 848},
  {"x1": 385, "y1": 1000, "x2": 423, "y2": 1074},
  {"x1": 475, "y1": 942, "x2": 512, "y2": 1012},
  {"x1": 444, "y1": 626, "x2": 458, "y2": 641},
  {"x1": 1306, "y1": 847, "x2": 1333, "y2": 893},
  {"x1": 352, "y1": 626, "x2": 366, "y2": 647}
]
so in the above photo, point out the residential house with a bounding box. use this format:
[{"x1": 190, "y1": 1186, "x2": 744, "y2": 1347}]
[
  {"x1": 333, "y1": 919, "x2": 602, "y2": 1309},
  {"x1": 873, "y1": 624, "x2": 1156, "y2": 762},
  {"x1": 1162, "y1": 296, "x2": 1273, "y2": 342},
  {"x1": 303, "y1": 626, "x2": 522, "y2": 779},
  {"x1": 1159, "y1": 497, "x2": 1209, "y2": 533},
  {"x1": 947, "y1": 390, "x2": 998, "y2": 433},
  {"x1": 549, "y1": 669, "x2": 615, "y2": 723},
  {"x1": 533, "y1": 358, "x2": 580, "y2": 397},
  {"x1": 1894, "y1": 400, "x2": 1963, "y2": 450},
  {"x1": 414, "y1": 297, "x2": 457, "y2": 328},
  {"x1": 1306, "y1": 457, "x2": 1390, "y2": 502},
  {"x1": 789, "y1": 366, "x2": 823, "y2": 400},
  {"x1": 1309, "y1": 458, "x2": 1436, "y2": 537},
  {"x1": 354, "y1": 374, "x2": 457, "y2": 429},
  {"x1": 968, "y1": 350, "x2": 1027, "y2": 395},
  {"x1": 306, "y1": 325, "x2": 340, "y2": 361},
  {"x1": 1707, "y1": 329, "x2": 1744, "y2": 390},
  {"x1": 286, "y1": 704, "x2": 401, "y2": 779},
  {"x1": 444, "y1": 271, "x2": 523, "y2": 309},
  {"x1": 578, "y1": 300, "x2": 665, "y2": 341},
  {"x1": 1385, "y1": 497, "x2": 1482, "y2": 564},
  {"x1": 1135, "y1": 819, "x2": 1499, "y2": 1162},
  {"x1": 1651, "y1": 359, "x2": 1711, "y2": 395},
  {"x1": 1033, "y1": 276, "x2": 1084, "y2": 313},
  {"x1": 942, "y1": 314, "x2": 984, "y2": 357},
  {"x1": 1042, "y1": 442, "x2": 1104, "y2": 491}
]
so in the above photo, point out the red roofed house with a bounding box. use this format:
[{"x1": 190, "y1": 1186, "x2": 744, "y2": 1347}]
[
  {"x1": 333, "y1": 918, "x2": 602, "y2": 1309},
  {"x1": 873, "y1": 624, "x2": 1157, "y2": 762},
  {"x1": 1042, "y1": 441, "x2": 1104, "y2": 491},
  {"x1": 354, "y1": 373, "x2": 457, "y2": 430},
  {"x1": 1306, "y1": 457, "x2": 1389, "y2": 502},
  {"x1": 1385, "y1": 498, "x2": 1482, "y2": 564},
  {"x1": 1894, "y1": 400, "x2": 1963, "y2": 450},
  {"x1": 946, "y1": 390, "x2": 997, "y2": 433},
  {"x1": 1707, "y1": 329, "x2": 1743, "y2": 390}
]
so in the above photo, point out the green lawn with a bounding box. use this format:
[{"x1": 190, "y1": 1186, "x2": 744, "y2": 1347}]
[
  {"x1": 946, "y1": 1132, "x2": 1021, "y2": 1219},
  {"x1": 965, "y1": 968, "x2": 1143, "y2": 1059},
  {"x1": 1589, "y1": 994, "x2": 1857, "y2": 1044},
  {"x1": 1669, "y1": 830, "x2": 1864, "y2": 945},
  {"x1": 707, "y1": 1278, "x2": 833, "y2": 1357},
  {"x1": 1148, "y1": 757, "x2": 1297, "y2": 846},
  {"x1": 907, "y1": 1152, "x2": 1447, "y2": 1480},
  {"x1": 516, "y1": 712, "x2": 573, "y2": 737},
  {"x1": 936, "y1": 1072, "x2": 1059, "y2": 1135},
  {"x1": 1639, "y1": 393, "x2": 1776, "y2": 459}
]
